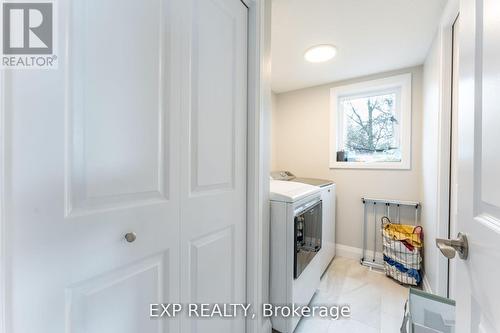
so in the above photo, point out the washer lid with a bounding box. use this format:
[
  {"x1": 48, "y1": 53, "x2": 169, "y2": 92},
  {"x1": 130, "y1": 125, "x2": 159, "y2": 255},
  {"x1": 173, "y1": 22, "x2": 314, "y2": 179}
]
[{"x1": 270, "y1": 180, "x2": 320, "y2": 202}]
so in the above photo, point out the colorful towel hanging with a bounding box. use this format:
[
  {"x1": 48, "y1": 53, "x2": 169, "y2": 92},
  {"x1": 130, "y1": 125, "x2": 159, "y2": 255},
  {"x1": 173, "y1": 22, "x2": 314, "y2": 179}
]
[
  {"x1": 383, "y1": 255, "x2": 422, "y2": 284},
  {"x1": 383, "y1": 223, "x2": 423, "y2": 248}
]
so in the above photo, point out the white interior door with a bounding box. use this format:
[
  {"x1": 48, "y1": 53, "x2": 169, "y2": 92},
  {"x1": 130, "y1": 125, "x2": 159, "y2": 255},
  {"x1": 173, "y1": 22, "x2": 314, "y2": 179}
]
[
  {"x1": 1, "y1": 0, "x2": 248, "y2": 332},
  {"x1": 179, "y1": 0, "x2": 248, "y2": 332},
  {"x1": 454, "y1": 0, "x2": 500, "y2": 331},
  {"x1": 3, "y1": 0, "x2": 181, "y2": 332}
]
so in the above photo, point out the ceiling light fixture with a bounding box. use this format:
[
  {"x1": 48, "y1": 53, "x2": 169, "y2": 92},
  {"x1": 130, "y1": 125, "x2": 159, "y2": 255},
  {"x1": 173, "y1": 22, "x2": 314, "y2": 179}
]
[{"x1": 304, "y1": 44, "x2": 337, "y2": 63}]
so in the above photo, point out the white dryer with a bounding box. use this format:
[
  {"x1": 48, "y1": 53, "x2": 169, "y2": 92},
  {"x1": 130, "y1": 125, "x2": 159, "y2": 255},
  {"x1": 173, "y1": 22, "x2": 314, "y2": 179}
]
[{"x1": 269, "y1": 180, "x2": 322, "y2": 333}]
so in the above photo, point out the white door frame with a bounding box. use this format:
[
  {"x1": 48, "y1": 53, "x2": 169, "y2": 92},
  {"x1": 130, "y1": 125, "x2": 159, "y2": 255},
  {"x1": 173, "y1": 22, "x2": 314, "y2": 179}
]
[
  {"x1": 0, "y1": 1, "x2": 273, "y2": 333},
  {"x1": 430, "y1": 0, "x2": 460, "y2": 297},
  {"x1": 244, "y1": 0, "x2": 272, "y2": 333}
]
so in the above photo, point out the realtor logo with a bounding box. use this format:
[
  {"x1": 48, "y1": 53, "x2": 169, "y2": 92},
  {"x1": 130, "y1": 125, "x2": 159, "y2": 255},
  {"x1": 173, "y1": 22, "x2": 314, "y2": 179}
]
[{"x1": 1, "y1": 1, "x2": 57, "y2": 69}]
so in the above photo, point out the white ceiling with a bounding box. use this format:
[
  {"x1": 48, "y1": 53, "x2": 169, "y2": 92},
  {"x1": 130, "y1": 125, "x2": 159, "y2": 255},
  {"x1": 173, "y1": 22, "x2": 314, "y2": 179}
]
[{"x1": 271, "y1": 0, "x2": 447, "y2": 93}]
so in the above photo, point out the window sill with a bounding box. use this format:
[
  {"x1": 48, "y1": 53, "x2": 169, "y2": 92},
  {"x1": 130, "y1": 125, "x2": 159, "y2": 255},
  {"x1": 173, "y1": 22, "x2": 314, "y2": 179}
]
[{"x1": 329, "y1": 161, "x2": 410, "y2": 170}]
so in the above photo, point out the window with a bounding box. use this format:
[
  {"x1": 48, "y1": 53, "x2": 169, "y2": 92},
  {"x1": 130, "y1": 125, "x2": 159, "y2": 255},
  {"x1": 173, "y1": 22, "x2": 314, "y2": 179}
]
[{"x1": 330, "y1": 73, "x2": 412, "y2": 169}]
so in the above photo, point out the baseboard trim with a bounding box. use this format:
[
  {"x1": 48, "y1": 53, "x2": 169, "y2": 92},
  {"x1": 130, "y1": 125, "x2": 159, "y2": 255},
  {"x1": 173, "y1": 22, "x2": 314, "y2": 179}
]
[
  {"x1": 335, "y1": 244, "x2": 384, "y2": 262},
  {"x1": 335, "y1": 244, "x2": 362, "y2": 259}
]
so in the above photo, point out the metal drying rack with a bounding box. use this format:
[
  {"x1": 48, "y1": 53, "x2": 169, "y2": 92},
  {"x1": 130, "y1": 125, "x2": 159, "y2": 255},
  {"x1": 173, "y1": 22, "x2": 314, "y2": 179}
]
[{"x1": 361, "y1": 197, "x2": 420, "y2": 270}]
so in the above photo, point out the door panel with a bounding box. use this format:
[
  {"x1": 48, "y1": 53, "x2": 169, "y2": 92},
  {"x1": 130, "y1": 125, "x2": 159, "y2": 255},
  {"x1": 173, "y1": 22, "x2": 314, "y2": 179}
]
[
  {"x1": 180, "y1": 0, "x2": 247, "y2": 332},
  {"x1": 190, "y1": 0, "x2": 237, "y2": 193},
  {"x1": 4, "y1": 0, "x2": 180, "y2": 331},
  {"x1": 67, "y1": 252, "x2": 168, "y2": 333},
  {"x1": 189, "y1": 227, "x2": 235, "y2": 332},
  {"x1": 481, "y1": 0, "x2": 500, "y2": 209},
  {"x1": 455, "y1": 0, "x2": 500, "y2": 331},
  {"x1": 68, "y1": 0, "x2": 170, "y2": 214}
]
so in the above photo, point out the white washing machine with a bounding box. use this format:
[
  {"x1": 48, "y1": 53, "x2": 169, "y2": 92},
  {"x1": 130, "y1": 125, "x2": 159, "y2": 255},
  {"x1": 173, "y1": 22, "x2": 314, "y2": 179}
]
[
  {"x1": 271, "y1": 171, "x2": 337, "y2": 275},
  {"x1": 269, "y1": 180, "x2": 322, "y2": 333}
]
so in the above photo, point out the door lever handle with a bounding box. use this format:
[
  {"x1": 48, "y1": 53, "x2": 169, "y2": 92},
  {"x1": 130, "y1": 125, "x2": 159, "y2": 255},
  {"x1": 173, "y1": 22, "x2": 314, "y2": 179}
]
[{"x1": 436, "y1": 232, "x2": 468, "y2": 260}]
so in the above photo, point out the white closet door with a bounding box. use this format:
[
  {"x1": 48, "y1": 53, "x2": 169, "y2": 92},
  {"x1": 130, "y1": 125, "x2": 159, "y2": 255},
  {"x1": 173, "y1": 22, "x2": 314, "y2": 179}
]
[
  {"x1": 2, "y1": 0, "x2": 248, "y2": 332},
  {"x1": 2, "y1": 0, "x2": 181, "y2": 332},
  {"x1": 179, "y1": 0, "x2": 248, "y2": 332}
]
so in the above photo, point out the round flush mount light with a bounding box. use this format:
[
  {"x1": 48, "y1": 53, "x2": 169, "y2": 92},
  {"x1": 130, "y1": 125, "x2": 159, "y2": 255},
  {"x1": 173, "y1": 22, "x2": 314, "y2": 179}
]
[{"x1": 304, "y1": 44, "x2": 337, "y2": 63}]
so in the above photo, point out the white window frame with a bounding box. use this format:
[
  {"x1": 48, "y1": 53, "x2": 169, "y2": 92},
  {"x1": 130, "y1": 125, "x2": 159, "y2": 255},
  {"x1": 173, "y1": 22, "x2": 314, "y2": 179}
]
[{"x1": 329, "y1": 73, "x2": 412, "y2": 170}]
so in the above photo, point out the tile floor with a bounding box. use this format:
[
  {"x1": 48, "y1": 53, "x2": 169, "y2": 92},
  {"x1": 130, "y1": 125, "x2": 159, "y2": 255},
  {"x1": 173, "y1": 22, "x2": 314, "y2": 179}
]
[{"x1": 293, "y1": 256, "x2": 409, "y2": 333}]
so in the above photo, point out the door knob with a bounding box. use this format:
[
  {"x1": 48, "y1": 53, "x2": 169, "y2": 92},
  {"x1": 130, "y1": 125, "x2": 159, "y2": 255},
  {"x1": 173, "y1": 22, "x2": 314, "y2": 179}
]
[
  {"x1": 436, "y1": 232, "x2": 468, "y2": 260},
  {"x1": 124, "y1": 232, "x2": 137, "y2": 243}
]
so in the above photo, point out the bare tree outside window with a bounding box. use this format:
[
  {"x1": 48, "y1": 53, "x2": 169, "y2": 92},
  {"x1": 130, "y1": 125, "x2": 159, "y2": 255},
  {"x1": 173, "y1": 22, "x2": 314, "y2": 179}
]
[
  {"x1": 340, "y1": 92, "x2": 401, "y2": 162},
  {"x1": 331, "y1": 74, "x2": 411, "y2": 169}
]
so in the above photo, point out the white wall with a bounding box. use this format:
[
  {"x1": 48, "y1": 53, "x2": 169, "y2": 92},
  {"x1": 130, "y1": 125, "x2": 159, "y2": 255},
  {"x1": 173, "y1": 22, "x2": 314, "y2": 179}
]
[
  {"x1": 272, "y1": 66, "x2": 423, "y2": 250},
  {"x1": 421, "y1": 35, "x2": 442, "y2": 295}
]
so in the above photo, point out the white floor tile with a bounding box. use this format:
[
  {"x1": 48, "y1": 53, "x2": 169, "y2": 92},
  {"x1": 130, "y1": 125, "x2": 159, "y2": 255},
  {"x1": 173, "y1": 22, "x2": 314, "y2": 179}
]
[
  {"x1": 328, "y1": 318, "x2": 378, "y2": 333},
  {"x1": 294, "y1": 256, "x2": 410, "y2": 333},
  {"x1": 380, "y1": 312, "x2": 405, "y2": 333},
  {"x1": 293, "y1": 316, "x2": 331, "y2": 333}
]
